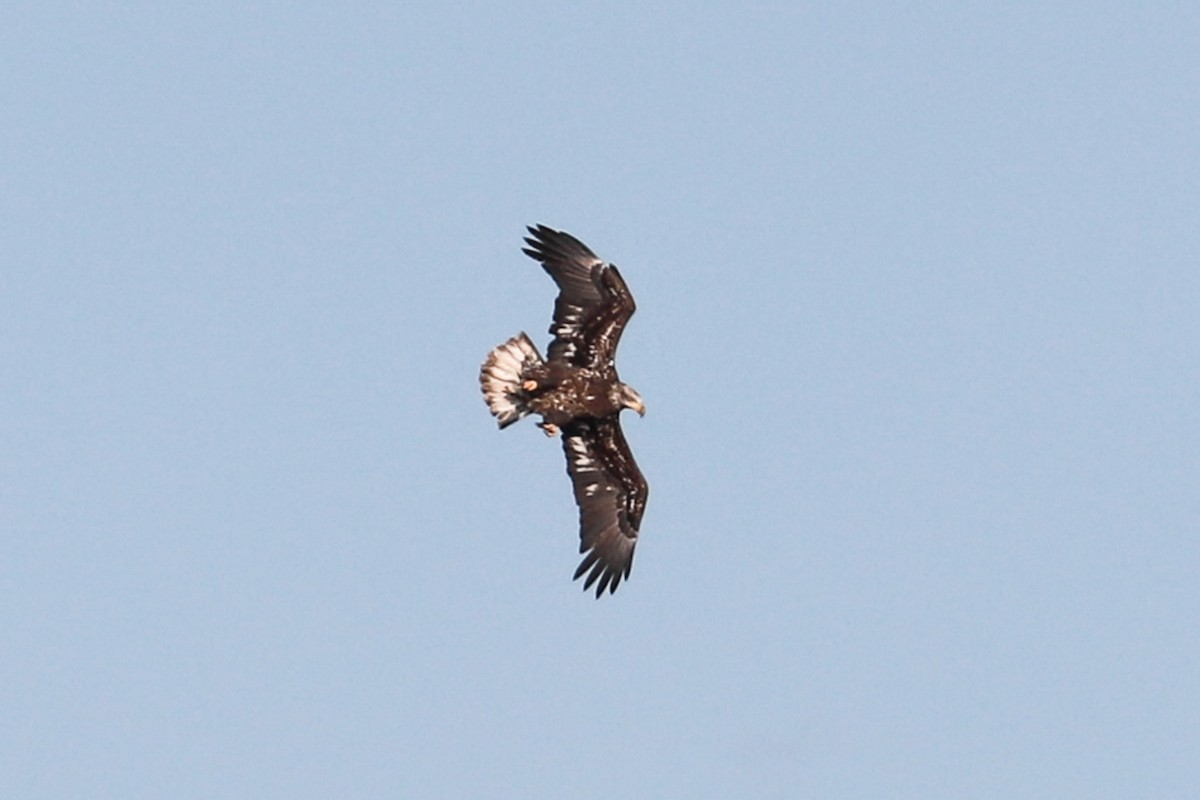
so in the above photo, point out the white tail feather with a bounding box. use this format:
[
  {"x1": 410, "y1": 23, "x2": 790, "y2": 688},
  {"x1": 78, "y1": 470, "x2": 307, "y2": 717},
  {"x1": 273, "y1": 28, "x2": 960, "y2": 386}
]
[{"x1": 480, "y1": 333, "x2": 543, "y2": 428}]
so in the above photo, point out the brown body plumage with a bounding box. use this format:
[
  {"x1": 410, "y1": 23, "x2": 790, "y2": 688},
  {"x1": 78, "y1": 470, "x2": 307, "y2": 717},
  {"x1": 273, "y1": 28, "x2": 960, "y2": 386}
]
[{"x1": 479, "y1": 225, "x2": 648, "y2": 597}]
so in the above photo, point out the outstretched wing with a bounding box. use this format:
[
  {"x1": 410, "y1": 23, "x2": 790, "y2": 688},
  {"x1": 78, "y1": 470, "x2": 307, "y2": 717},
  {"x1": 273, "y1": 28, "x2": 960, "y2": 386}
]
[
  {"x1": 561, "y1": 417, "x2": 648, "y2": 597},
  {"x1": 522, "y1": 224, "x2": 636, "y2": 368}
]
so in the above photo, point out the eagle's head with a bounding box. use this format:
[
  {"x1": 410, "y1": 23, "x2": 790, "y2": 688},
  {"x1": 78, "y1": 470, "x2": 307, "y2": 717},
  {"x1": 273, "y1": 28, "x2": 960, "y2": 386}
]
[{"x1": 618, "y1": 384, "x2": 646, "y2": 417}]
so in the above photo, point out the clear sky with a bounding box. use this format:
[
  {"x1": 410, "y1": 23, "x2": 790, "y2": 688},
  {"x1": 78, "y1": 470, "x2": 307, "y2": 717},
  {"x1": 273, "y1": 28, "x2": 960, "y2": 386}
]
[{"x1": 3, "y1": 3, "x2": 1197, "y2": 798}]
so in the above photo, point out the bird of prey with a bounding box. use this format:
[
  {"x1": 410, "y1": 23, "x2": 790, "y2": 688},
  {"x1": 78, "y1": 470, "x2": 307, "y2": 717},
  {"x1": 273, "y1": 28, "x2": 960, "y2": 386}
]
[{"x1": 480, "y1": 225, "x2": 648, "y2": 597}]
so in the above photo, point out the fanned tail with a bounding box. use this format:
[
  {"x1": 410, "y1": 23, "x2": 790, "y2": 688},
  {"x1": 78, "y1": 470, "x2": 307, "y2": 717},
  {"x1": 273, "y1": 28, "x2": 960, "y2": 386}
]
[{"x1": 479, "y1": 333, "x2": 544, "y2": 428}]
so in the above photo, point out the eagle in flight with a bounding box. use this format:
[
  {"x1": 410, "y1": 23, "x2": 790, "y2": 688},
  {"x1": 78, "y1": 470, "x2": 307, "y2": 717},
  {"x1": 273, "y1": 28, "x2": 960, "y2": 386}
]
[{"x1": 480, "y1": 225, "x2": 648, "y2": 597}]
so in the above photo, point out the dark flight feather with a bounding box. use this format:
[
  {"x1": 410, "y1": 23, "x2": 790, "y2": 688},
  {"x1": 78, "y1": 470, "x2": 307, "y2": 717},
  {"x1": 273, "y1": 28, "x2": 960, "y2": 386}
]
[
  {"x1": 522, "y1": 224, "x2": 637, "y2": 368},
  {"x1": 562, "y1": 418, "x2": 648, "y2": 597}
]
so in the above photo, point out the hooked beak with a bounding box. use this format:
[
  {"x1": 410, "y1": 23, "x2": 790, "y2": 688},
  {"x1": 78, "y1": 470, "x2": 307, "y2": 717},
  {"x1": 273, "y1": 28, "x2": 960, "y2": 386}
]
[{"x1": 622, "y1": 386, "x2": 646, "y2": 417}]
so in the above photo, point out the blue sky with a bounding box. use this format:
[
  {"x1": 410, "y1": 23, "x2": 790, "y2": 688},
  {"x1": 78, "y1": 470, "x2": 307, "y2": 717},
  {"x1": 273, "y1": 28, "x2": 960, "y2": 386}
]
[{"x1": 3, "y1": 3, "x2": 1197, "y2": 798}]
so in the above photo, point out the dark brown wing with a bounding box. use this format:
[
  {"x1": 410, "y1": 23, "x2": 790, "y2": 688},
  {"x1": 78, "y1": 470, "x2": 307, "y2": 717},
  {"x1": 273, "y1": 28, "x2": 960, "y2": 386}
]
[
  {"x1": 522, "y1": 224, "x2": 636, "y2": 368},
  {"x1": 561, "y1": 417, "x2": 648, "y2": 597}
]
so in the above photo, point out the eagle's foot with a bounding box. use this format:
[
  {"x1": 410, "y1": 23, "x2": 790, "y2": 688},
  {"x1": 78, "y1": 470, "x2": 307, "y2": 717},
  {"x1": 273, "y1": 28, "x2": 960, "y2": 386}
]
[
  {"x1": 522, "y1": 379, "x2": 538, "y2": 392},
  {"x1": 538, "y1": 422, "x2": 559, "y2": 438}
]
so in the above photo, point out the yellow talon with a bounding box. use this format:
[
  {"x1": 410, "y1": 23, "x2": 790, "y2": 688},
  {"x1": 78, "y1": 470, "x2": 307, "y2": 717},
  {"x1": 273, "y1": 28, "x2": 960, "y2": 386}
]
[{"x1": 522, "y1": 379, "x2": 538, "y2": 391}]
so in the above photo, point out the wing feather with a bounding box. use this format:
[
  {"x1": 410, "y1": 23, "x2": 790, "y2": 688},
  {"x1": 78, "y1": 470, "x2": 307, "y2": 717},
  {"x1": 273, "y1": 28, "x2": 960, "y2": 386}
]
[
  {"x1": 522, "y1": 224, "x2": 636, "y2": 368},
  {"x1": 561, "y1": 418, "x2": 648, "y2": 597}
]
